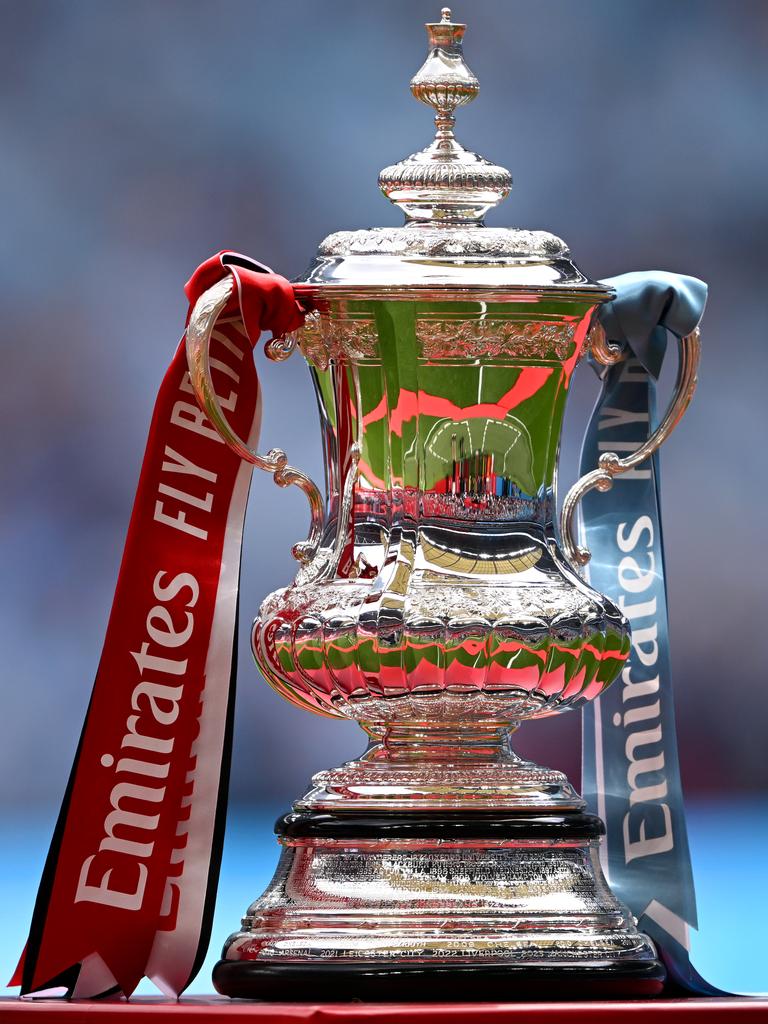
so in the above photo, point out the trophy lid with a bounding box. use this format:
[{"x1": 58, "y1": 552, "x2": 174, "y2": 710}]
[{"x1": 296, "y1": 9, "x2": 610, "y2": 300}]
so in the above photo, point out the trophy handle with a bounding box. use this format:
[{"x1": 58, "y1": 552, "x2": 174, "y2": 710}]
[
  {"x1": 560, "y1": 322, "x2": 701, "y2": 568},
  {"x1": 185, "y1": 275, "x2": 324, "y2": 565}
]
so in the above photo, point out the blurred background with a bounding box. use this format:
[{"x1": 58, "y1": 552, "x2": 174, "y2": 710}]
[{"x1": 1, "y1": 0, "x2": 766, "y2": 996}]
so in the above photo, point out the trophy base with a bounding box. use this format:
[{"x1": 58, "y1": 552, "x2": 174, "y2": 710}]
[
  {"x1": 214, "y1": 809, "x2": 665, "y2": 1001},
  {"x1": 212, "y1": 958, "x2": 666, "y2": 1002}
]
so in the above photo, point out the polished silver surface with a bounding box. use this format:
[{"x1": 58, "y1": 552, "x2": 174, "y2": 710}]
[
  {"x1": 294, "y1": 10, "x2": 612, "y2": 296},
  {"x1": 379, "y1": 7, "x2": 511, "y2": 225},
  {"x1": 561, "y1": 326, "x2": 701, "y2": 567},
  {"x1": 222, "y1": 833, "x2": 659, "y2": 969},
  {"x1": 316, "y1": 226, "x2": 567, "y2": 259},
  {"x1": 249, "y1": 295, "x2": 633, "y2": 748},
  {"x1": 296, "y1": 725, "x2": 585, "y2": 812},
  {"x1": 588, "y1": 320, "x2": 624, "y2": 367}
]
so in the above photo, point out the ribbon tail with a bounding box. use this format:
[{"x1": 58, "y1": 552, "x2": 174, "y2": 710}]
[
  {"x1": 13, "y1": 255, "x2": 304, "y2": 1001},
  {"x1": 70, "y1": 954, "x2": 122, "y2": 1000},
  {"x1": 8, "y1": 948, "x2": 26, "y2": 988},
  {"x1": 579, "y1": 339, "x2": 722, "y2": 995},
  {"x1": 641, "y1": 915, "x2": 731, "y2": 997},
  {"x1": 145, "y1": 569, "x2": 244, "y2": 998}
]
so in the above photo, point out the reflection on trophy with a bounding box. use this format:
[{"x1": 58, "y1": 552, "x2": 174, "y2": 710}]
[{"x1": 186, "y1": 8, "x2": 701, "y2": 1000}]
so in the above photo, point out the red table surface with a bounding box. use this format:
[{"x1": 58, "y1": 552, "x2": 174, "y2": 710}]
[{"x1": 0, "y1": 997, "x2": 766, "y2": 1023}]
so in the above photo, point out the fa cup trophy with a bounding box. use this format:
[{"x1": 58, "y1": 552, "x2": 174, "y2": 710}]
[{"x1": 186, "y1": 9, "x2": 701, "y2": 1001}]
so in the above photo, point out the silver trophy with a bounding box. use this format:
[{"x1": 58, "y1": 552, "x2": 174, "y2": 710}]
[{"x1": 186, "y1": 8, "x2": 700, "y2": 1000}]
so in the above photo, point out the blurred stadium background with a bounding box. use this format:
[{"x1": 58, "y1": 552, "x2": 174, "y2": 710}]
[{"x1": 1, "y1": 0, "x2": 766, "y2": 995}]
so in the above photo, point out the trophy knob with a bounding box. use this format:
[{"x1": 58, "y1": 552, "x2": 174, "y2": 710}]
[
  {"x1": 378, "y1": 8, "x2": 511, "y2": 225},
  {"x1": 410, "y1": 8, "x2": 479, "y2": 122}
]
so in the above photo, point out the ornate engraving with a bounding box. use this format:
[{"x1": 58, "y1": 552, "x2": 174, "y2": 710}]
[
  {"x1": 314, "y1": 764, "x2": 570, "y2": 791},
  {"x1": 301, "y1": 759, "x2": 580, "y2": 813},
  {"x1": 317, "y1": 225, "x2": 568, "y2": 260},
  {"x1": 417, "y1": 319, "x2": 576, "y2": 361},
  {"x1": 379, "y1": 155, "x2": 511, "y2": 199},
  {"x1": 297, "y1": 311, "x2": 378, "y2": 368},
  {"x1": 297, "y1": 311, "x2": 581, "y2": 367}
]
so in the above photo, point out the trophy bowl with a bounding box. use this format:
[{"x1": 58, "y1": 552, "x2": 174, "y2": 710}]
[
  {"x1": 251, "y1": 290, "x2": 629, "y2": 814},
  {"x1": 184, "y1": 8, "x2": 702, "y2": 1001}
]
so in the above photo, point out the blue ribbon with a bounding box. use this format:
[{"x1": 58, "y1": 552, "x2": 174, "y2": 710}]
[{"x1": 579, "y1": 271, "x2": 722, "y2": 994}]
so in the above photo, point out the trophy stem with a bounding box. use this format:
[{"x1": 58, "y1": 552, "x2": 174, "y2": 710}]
[
  {"x1": 295, "y1": 719, "x2": 584, "y2": 813},
  {"x1": 361, "y1": 719, "x2": 517, "y2": 763}
]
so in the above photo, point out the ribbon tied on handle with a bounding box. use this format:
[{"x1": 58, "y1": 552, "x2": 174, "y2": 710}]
[
  {"x1": 13, "y1": 252, "x2": 306, "y2": 1000},
  {"x1": 578, "y1": 271, "x2": 724, "y2": 995}
]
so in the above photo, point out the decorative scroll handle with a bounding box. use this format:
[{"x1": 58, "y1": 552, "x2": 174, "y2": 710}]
[
  {"x1": 560, "y1": 322, "x2": 701, "y2": 568},
  {"x1": 185, "y1": 275, "x2": 323, "y2": 564}
]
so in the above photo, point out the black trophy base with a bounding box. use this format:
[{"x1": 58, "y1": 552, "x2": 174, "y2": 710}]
[
  {"x1": 212, "y1": 959, "x2": 667, "y2": 1002},
  {"x1": 213, "y1": 808, "x2": 666, "y2": 1002}
]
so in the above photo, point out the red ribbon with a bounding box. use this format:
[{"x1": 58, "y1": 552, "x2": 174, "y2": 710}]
[{"x1": 13, "y1": 252, "x2": 304, "y2": 999}]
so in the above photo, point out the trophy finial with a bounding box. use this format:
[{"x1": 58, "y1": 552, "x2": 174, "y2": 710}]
[
  {"x1": 378, "y1": 10, "x2": 511, "y2": 225},
  {"x1": 410, "y1": 8, "x2": 479, "y2": 145}
]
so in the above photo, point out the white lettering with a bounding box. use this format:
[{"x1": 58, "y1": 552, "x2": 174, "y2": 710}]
[
  {"x1": 161, "y1": 445, "x2": 218, "y2": 484},
  {"x1": 153, "y1": 500, "x2": 208, "y2": 540},
  {"x1": 130, "y1": 642, "x2": 187, "y2": 677},
  {"x1": 146, "y1": 604, "x2": 193, "y2": 648},
  {"x1": 612, "y1": 512, "x2": 673, "y2": 863},
  {"x1": 618, "y1": 552, "x2": 656, "y2": 593},
  {"x1": 122, "y1": 714, "x2": 174, "y2": 756},
  {"x1": 617, "y1": 516, "x2": 654, "y2": 553},
  {"x1": 77, "y1": 559, "x2": 203, "y2": 910},
  {"x1": 100, "y1": 781, "x2": 163, "y2": 859},
  {"x1": 179, "y1": 372, "x2": 237, "y2": 412},
  {"x1": 621, "y1": 668, "x2": 660, "y2": 703},
  {"x1": 153, "y1": 570, "x2": 199, "y2": 608},
  {"x1": 623, "y1": 803, "x2": 673, "y2": 862},
  {"x1": 170, "y1": 400, "x2": 224, "y2": 443},
  {"x1": 75, "y1": 856, "x2": 148, "y2": 910},
  {"x1": 599, "y1": 406, "x2": 650, "y2": 432},
  {"x1": 131, "y1": 680, "x2": 184, "y2": 727},
  {"x1": 631, "y1": 624, "x2": 659, "y2": 667},
  {"x1": 157, "y1": 483, "x2": 214, "y2": 514}
]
